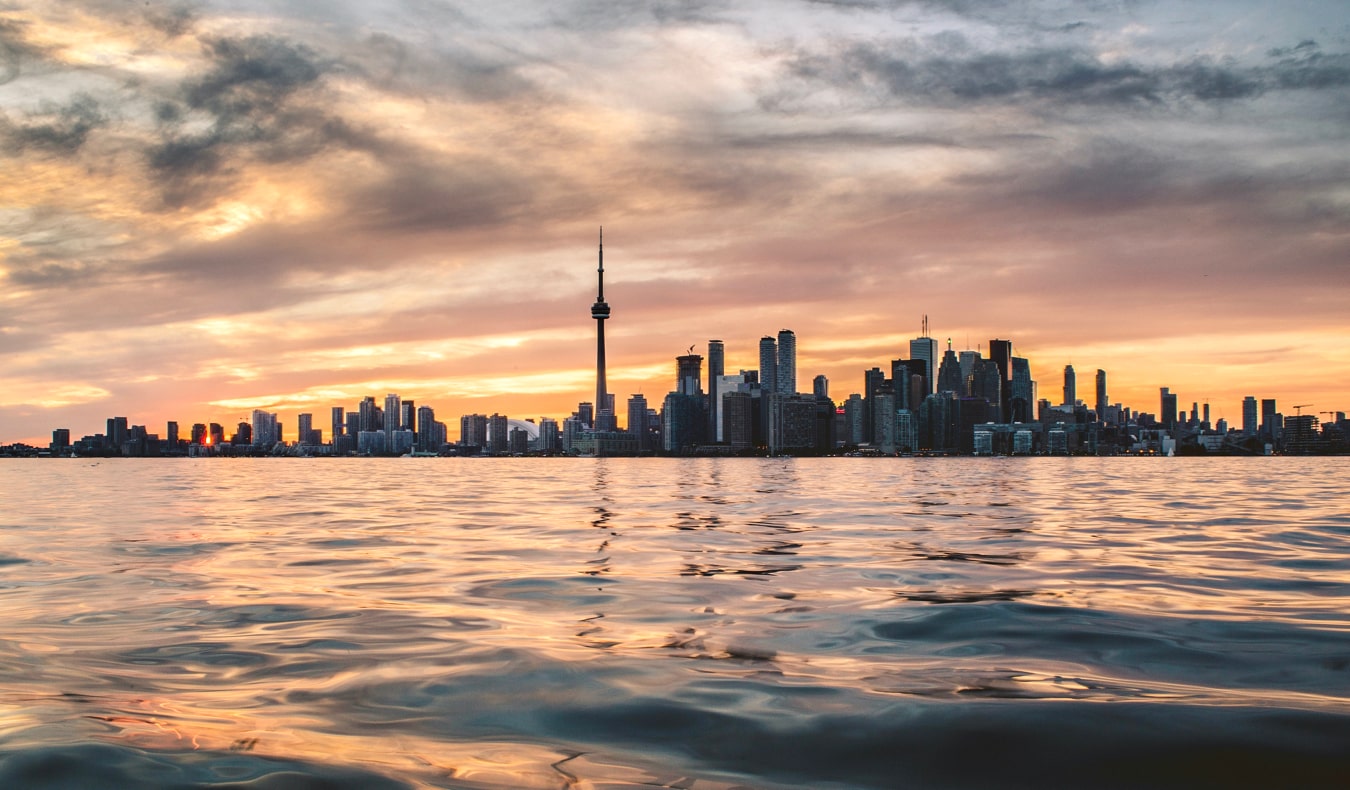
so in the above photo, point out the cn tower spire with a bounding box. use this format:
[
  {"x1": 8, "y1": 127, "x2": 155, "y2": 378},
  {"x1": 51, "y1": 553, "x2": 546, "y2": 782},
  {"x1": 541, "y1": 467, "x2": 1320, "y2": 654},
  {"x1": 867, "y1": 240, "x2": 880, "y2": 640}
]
[{"x1": 591, "y1": 228, "x2": 611, "y2": 426}]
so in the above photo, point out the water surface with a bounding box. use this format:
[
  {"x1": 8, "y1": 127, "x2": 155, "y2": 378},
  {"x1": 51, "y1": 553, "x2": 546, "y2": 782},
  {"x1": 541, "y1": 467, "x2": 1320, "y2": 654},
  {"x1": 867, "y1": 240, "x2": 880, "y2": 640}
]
[{"x1": 1, "y1": 457, "x2": 1347, "y2": 788}]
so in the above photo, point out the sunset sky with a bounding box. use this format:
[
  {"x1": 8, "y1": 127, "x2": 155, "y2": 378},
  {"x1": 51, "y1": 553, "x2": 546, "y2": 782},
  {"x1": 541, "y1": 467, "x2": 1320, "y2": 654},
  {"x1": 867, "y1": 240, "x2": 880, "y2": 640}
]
[{"x1": 2, "y1": 0, "x2": 1348, "y2": 444}]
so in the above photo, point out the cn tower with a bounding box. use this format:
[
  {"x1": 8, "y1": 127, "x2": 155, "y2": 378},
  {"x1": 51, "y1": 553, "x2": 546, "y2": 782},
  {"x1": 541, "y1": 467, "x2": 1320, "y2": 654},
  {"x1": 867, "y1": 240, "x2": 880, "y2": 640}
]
[{"x1": 591, "y1": 228, "x2": 610, "y2": 424}]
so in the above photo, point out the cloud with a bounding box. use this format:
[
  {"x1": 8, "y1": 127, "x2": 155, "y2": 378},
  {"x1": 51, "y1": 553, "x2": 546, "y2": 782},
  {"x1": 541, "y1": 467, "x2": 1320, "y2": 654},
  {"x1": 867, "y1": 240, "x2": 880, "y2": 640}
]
[
  {"x1": 767, "y1": 38, "x2": 1349, "y2": 113},
  {"x1": 0, "y1": 93, "x2": 106, "y2": 154}
]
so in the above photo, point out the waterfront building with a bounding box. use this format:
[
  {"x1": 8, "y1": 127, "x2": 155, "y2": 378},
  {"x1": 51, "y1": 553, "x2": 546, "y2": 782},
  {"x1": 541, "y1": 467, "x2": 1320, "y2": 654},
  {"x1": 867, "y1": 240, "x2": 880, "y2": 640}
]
[
  {"x1": 776, "y1": 329, "x2": 796, "y2": 395},
  {"x1": 863, "y1": 367, "x2": 887, "y2": 442},
  {"x1": 813, "y1": 374, "x2": 828, "y2": 398},
  {"x1": 384, "y1": 394, "x2": 401, "y2": 447},
  {"x1": 910, "y1": 332, "x2": 938, "y2": 397},
  {"x1": 537, "y1": 417, "x2": 560, "y2": 453},
  {"x1": 459, "y1": 414, "x2": 488, "y2": 449},
  {"x1": 972, "y1": 359, "x2": 1001, "y2": 410},
  {"x1": 896, "y1": 409, "x2": 917, "y2": 453},
  {"x1": 936, "y1": 343, "x2": 962, "y2": 394},
  {"x1": 1160, "y1": 388, "x2": 1178, "y2": 430},
  {"x1": 958, "y1": 350, "x2": 980, "y2": 397},
  {"x1": 1096, "y1": 369, "x2": 1108, "y2": 418},
  {"x1": 1242, "y1": 396, "x2": 1258, "y2": 435},
  {"x1": 758, "y1": 336, "x2": 777, "y2": 396},
  {"x1": 722, "y1": 391, "x2": 753, "y2": 449},
  {"x1": 331, "y1": 407, "x2": 345, "y2": 442},
  {"x1": 401, "y1": 401, "x2": 416, "y2": 437},
  {"x1": 873, "y1": 388, "x2": 896, "y2": 453},
  {"x1": 767, "y1": 393, "x2": 816, "y2": 453},
  {"x1": 844, "y1": 393, "x2": 865, "y2": 446},
  {"x1": 707, "y1": 340, "x2": 724, "y2": 442},
  {"x1": 989, "y1": 338, "x2": 1013, "y2": 421},
  {"x1": 1064, "y1": 365, "x2": 1076, "y2": 407},
  {"x1": 676, "y1": 354, "x2": 703, "y2": 396},
  {"x1": 1010, "y1": 357, "x2": 1033, "y2": 423},
  {"x1": 487, "y1": 414, "x2": 509, "y2": 455},
  {"x1": 626, "y1": 395, "x2": 649, "y2": 451}
]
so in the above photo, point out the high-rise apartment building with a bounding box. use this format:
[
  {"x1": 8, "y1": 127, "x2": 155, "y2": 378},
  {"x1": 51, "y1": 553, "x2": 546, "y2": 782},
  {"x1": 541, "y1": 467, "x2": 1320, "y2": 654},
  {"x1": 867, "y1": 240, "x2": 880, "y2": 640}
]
[
  {"x1": 676, "y1": 354, "x2": 703, "y2": 396},
  {"x1": 758, "y1": 336, "x2": 777, "y2": 396},
  {"x1": 813, "y1": 375, "x2": 828, "y2": 398},
  {"x1": 1095, "y1": 369, "x2": 1107, "y2": 418},
  {"x1": 1242, "y1": 396, "x2": 1258, "y2": 435},
  {"x1": 707, "y1": 340, "x2": 724, "y2": 443},
  {"x1": 331, "y1": 406, "x2": 345, "y2": 441},
  {"x1": 776, "y1": 329, "x2": 796, "y2": 395},
  {"x1": 1063, "y1": 365, "x2": 1076, "y2": 407}
]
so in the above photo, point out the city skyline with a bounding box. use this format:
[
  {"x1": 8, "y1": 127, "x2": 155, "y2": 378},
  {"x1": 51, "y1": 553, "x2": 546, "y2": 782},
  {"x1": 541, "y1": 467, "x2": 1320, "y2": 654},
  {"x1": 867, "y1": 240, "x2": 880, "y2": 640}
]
[{"x1": 2, "y1": 1, "x2": 1349, "y2": 445}]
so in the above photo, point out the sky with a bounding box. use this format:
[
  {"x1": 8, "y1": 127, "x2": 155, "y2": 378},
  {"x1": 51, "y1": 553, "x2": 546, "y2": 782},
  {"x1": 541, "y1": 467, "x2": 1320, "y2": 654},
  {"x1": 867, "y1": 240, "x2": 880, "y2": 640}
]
[{"x1": 2, "y1": 0, "x2": 1348, "y2": 444}]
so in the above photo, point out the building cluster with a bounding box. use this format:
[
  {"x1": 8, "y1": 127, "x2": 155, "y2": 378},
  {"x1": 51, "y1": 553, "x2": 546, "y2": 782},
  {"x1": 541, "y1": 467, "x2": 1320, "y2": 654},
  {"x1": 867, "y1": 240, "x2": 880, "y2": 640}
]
[{"x1": 7, "y1": 236, "x2": 1347, "y2": 458}]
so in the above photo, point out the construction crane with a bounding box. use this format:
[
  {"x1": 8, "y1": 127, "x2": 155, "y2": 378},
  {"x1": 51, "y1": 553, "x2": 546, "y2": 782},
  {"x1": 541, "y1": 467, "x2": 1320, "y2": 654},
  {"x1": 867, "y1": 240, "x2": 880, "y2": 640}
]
[{"x1": 1292, "y1": 404, "x2": 1313, "y2": 416}]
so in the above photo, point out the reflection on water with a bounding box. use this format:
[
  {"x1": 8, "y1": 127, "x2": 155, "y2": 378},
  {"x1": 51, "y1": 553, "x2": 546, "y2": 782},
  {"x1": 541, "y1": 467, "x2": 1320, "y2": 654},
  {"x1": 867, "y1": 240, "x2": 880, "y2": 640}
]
[{"x1": 0, "y1": 457, "x2": 1348, "y2": 788}]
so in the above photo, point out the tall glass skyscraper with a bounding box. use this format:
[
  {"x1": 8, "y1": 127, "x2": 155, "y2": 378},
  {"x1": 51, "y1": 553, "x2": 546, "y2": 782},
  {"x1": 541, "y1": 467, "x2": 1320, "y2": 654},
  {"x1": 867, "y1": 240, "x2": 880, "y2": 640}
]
[
  {"x1": 776, "y1": 329, "x2": 796, "y2": 395},
  {"x1": 759, "y1": 336, "x2": 777, "y2": 396}
]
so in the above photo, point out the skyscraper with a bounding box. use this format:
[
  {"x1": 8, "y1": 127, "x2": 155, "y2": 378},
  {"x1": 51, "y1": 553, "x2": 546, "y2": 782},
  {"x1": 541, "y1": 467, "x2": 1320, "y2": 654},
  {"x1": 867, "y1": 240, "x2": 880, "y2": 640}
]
[
  {"x1": 988, "y1": 338, "x2": 1013, "y2": 421},
  {"x1": 676, "y1": 354, "x2": 703, "y2": 396},
  {"x1": 910, "y1": 318, "x2": 938, "y2": 397},
  {"x1": 758, "y1": 336, "x2": 777, "y2": 395},
  {"x1": 1095, "y1": 369, "x2": 1107, "y2": 418},
  {"x1": 1063, "y1": 365, "x2": 1076, "y2": 406},
  {"x1": 936, "y1": 342, "x2": 962, "y2": 394},
  {"x1": 384, "y1": 393, "x2": 401, "y2": 447},
  {"x1": 592, "y1": 229, "x2": 611, "y2": 427},
  {"x1": 813, "y1": 375, "x2": 828, "y2": 398},
  {"x1": 776, "y1": 329, "x2": 796, "y2": 395},
  {"x1": 331, "y1": 406, "x2": 345, "y2": 441},
  {"x1": 627, "y1": 393, "x2": 649, "y2": 449},
  {"x1": 1243, "y1": 396, "x2": 1258, "y2": 435},
  {"x1": 707, "y1": 340, "x2": 724, "y2": 443}
]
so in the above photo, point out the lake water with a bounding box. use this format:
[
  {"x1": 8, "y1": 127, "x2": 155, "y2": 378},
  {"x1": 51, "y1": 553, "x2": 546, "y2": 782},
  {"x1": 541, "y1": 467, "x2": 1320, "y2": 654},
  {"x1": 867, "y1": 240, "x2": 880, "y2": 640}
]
[{"x1": 0, "y1": 457, "x2": 1347, "y2": 788}]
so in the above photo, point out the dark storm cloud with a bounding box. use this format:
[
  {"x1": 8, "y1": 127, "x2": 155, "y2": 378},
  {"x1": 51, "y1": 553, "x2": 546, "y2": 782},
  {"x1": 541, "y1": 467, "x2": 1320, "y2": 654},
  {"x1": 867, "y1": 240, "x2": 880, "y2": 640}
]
[
  {"x1": 0, "y1": 93, "x2": 106, "y2": 153},
  {"x1": 0, "y1": 16, "x2": 48, "y2": 84},
  {"x1": 344, "y1": 160, "x2": 540, "y2": 234},
  {"x1": 770, "y1": 38, "x2": 1350, "y2": 111},
  {"x1": 146, "y1": 34, "x2": 367, "y2": 204}
]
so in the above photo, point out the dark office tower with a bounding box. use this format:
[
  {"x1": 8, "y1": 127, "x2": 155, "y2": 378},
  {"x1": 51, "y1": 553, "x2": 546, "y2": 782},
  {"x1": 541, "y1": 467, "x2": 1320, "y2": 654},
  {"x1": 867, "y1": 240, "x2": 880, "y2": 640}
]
[
  {"x1": 722, "y1": 391, "x2": 753, "y2": 449},
  {"x1": 936, "y1": 343, "x2": 962, "y2": 394},
  {"x1": 1095, "y1": 370, "x2": 1107, "y2": 418},
  {"x1": 1242, "y1": 396, "x2": 1257, "y2": 435},
  {"x1": 488, "y1": 414, "x2": 509, "y2": 455},
  {"x1": 627, "y1": 394, "x2": 649, "y2": 447},
  {"x1": 577, "y1": 401, "x2": 594, "y2": 428},
  {"x1": 331, "y1": 407, "x2": 345, "y2": 440},
  {"x1": 592, "y1": 228, "x2": 612, "y2": 423},
  {"x1": 401, "y1": 401, "x2": 416, "y2": 437},
  {"x1": 910, "y1": 321, "x2": 938, "y2": 397},
  {"x1": 891, "y1": 359, "x2": 915, "y2": 410},
  {"x1": 989, "y1": 339, "x2": 1013, "y2": 420},
  {"x1": 460, "y1": 414, "x2": 488, "y2": 447},
  {"x1": 1063, "y1": 365, "x2": 1076, "y2": 406},
  {"x1": 346, "y1": 412, "x2": 359, "y2": 438},
  {"x1": 707, "y1": 340, "x2": 724, "y2": 442},
  {"x1": 209, "y1": 423, "x2": 225, "y2": 446},
  {"x1": 166, "y1": 421, "x2": 179, "y2": 448},
  {"x1": 759, "y1": 336, "x2": 777, "y2": 396},
  {"x1": 51, "y1": 429, "x2": 70, "y2": 454},
  {"x1": 109, "y1": 417, "x2": 129, "y2": 451},
  {"x1": 1010, "y1": 357, "x2": 1033, "y2": 423},
  {"x1": 972, "y1": 359, "x2": 1001, "y2": 408},
  {"x1": 776, "y1": 329, "x2": 796, "y2": 395},
  {"x1": 677, "y1": 354, "x2": 703, "y2": 396},
  {"x1": 191, "y1": 423, "x2": 207, "y2": 445},
  {"x1": 1203, "y1": 403, "x2": 1210, "y2": 428},
  {"x1": 359, "y1": 396, "x2": 379, "y2": 433},
  {"x1": 233, "y1": 422, "x2": 251, "y2": 445},
  {"x1": 863, "y1": 366, "x2": 887, "y2": 441},
  {"x1": 1160, "y1": 388, "x2": 1179, "y2": 429},
  {"x1": 1261, "y1": 398, "x2": 1277, "y2": 440},
  {"x1": 813, "y1": 375, "x2": 828, "y2": 398},
  {"x1": 416, "y1": 406, "x2": 436, "y2": 451}
]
